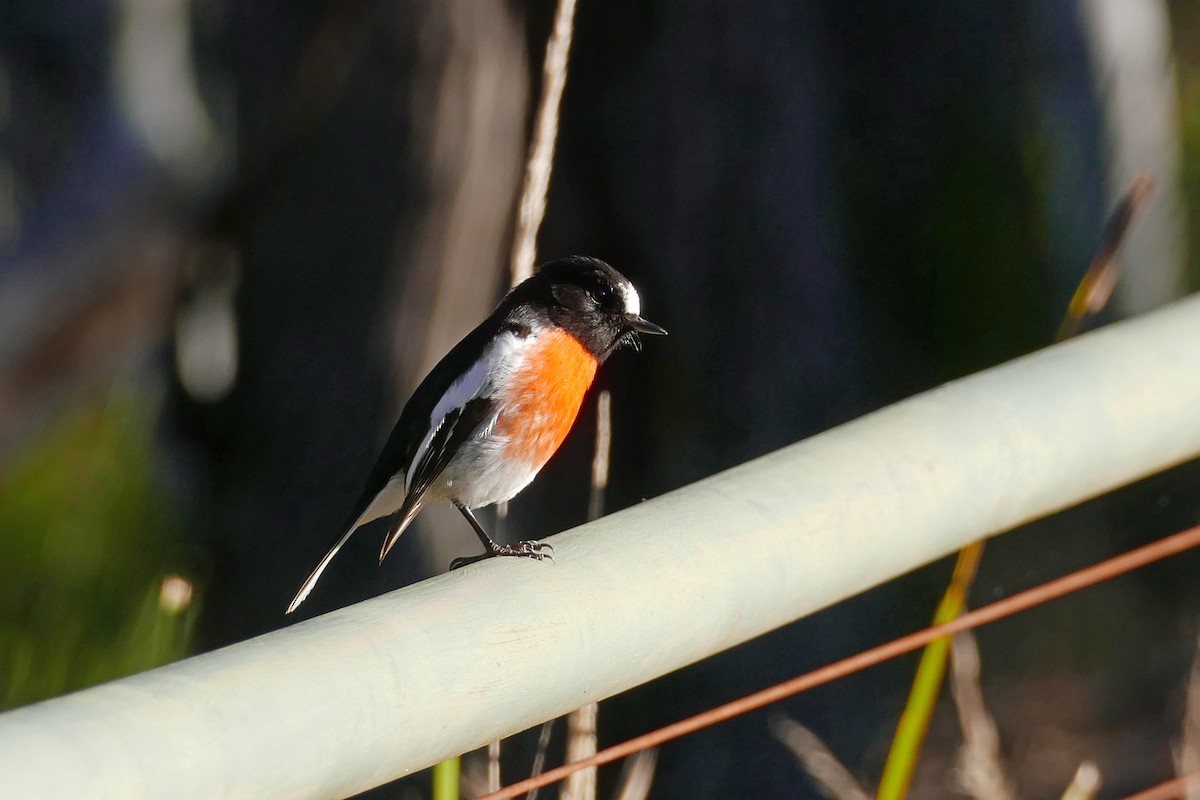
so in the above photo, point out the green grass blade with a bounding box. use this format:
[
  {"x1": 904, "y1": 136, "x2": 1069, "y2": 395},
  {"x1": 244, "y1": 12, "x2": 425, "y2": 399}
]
[
  {"x1": 433, "y1": 756, "x2": 460, "y2": 800},
  {"x1": 877, "y1": 542, "x2": 983, "y2": 800}
]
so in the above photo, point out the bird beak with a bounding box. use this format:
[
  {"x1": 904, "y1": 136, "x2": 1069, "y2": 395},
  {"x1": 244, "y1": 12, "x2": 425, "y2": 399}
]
[{"x1": 625, "y1": 314, "x2": 667, "y2": 335}]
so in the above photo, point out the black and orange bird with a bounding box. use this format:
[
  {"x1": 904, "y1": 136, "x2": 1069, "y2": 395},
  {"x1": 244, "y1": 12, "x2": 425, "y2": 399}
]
[{"x1": 287, "y1": 256, "x2": 665, "y2": 612}]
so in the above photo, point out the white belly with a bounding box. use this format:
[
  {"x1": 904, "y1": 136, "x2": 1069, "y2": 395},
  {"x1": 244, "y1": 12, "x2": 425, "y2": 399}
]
[{"x1": 429, "y1": 434, "x2": 541, "y2": 509}]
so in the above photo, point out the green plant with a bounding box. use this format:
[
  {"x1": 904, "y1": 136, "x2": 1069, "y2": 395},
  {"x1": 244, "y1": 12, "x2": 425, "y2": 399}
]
[{"x1": 0, "y1": 386, "x2": 197, "y2": 710}]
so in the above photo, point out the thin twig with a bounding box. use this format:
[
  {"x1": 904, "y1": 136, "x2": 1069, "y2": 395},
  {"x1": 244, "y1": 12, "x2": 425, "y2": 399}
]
[
  {"x1": 1178, "y1": 630, "x2": 1200, "y2": 800},
  {"x1": 491, "y1": 1, "x2": 580, "y2": 784},
  {"x1": 1061, "y1": 762, "x2": 1102, "y2": 800},
  {"x1": 561, "y1": 391, "x2": 613, "y2": 800},
  {"x1": 523, "y1": 719, "x2": 555, "y2": 800},
  {"x1": 489, "y1": 740, "x2": 502, "y2": 794},
  {"x1": 949, "y1": 633, "x2": 1014, "y2": 800},
  {"x1": 509, "y1": 0, "x2": 579, "y2": 285},
  {"x1": 587, "y1": 390, "x2": 612, "y2": 523},
  {"x1": 769, "y1": 714, "x2": 870, "y2": 800},
  {"x1": 612, "y1": 750, "x2": 658, "y2": 800},
  {"x1": 477, "y1": 525, "x2": 1200, "y2": 800},
  {"x1": 562, "y1": 701, "x2": 599, "y2": 800}
]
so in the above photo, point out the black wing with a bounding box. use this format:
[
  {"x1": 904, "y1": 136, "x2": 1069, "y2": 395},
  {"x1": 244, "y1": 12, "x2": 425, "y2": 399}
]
[
  {"x1": 404, "y1": 396, "x2": 495, "y2": 504},
  {"x1": 287, "y1": 305, "x2": 524, "y2": 613},
  {"x1": 377, "y1": 395, "x2": 496, "y2": 560},
  {"x1": 347, "y1": 314, "x2": 511, "y2": 527}
]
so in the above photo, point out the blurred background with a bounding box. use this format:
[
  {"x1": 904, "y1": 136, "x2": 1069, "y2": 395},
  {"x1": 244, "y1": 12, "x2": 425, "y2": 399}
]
[{"x1": 2, "y1": 0, "x2": 1200, "y2": 797}]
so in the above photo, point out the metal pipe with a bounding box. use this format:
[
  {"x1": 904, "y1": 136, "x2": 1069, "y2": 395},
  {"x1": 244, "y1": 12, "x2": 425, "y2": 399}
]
[{"x1": 4, "y1": 295, "x2": 1200, "y2": 800}]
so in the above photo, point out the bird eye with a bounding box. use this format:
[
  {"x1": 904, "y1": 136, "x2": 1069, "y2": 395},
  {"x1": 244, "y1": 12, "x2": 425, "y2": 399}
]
[{"x1": 590, "y1": 285, "x2": 613, "y2": 306}]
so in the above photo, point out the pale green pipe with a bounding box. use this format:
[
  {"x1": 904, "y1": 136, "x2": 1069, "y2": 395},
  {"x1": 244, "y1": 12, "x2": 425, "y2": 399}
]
[{"x1": 4, "y1": 296, "x2": 1200, "y2": 800}]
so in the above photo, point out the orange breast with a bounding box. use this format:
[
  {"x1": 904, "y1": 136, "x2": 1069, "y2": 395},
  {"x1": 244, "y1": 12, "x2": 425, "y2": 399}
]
[{"x1": 496, "y1": 329, "x2": 598, "y2": 469}]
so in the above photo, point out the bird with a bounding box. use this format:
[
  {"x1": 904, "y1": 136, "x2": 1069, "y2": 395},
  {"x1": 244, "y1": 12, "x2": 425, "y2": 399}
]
[{"x1": 286, "y1": 256, "x2": 666, "y2": 613}]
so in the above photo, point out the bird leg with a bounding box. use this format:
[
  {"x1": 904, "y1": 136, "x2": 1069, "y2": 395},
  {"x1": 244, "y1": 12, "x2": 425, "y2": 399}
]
[{"x1": 449, "y1": 503, "x2": 554, "y2": 570}]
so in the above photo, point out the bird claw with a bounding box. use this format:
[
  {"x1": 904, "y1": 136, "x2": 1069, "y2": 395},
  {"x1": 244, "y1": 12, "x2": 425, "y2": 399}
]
[
  {"x1": 502, "y1": 539, "x2": 554, "y2": 562},
  {"x1": 448, "y1": 555, "x2": 478, "y2": 571},
  {"x1": 448, "y1": 539, "x2": 554, "y2": 571},
  {"x1": 517, "y1": 540, "x2": 554, "y2": 557}
]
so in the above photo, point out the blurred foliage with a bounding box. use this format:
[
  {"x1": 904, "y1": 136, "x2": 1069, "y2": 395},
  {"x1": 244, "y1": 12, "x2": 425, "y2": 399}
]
[{"x1": 0, "y1": 386, "x2": 197, "y2": 710}]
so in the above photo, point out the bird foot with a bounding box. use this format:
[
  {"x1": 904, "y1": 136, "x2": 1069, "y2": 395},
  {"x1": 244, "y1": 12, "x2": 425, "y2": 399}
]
[{"x1": 449, "y1": 540, "x2": 554, "y2": 571}]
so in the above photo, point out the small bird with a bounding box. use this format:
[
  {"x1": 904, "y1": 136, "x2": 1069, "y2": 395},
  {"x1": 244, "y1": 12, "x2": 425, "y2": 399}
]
[{"x1": 287, "y1": 256, "x2": 666, "y2": 613}]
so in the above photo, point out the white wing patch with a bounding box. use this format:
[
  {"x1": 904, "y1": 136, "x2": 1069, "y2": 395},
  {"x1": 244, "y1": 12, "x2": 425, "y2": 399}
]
[{"x1": 405, "y1": 330, "x2": 532, "y2": 493}]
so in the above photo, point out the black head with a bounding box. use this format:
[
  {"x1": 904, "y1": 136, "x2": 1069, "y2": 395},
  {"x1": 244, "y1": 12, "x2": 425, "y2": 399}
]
[{"x1": 504, "y1": 256, "x2": 666, "y2": 360}]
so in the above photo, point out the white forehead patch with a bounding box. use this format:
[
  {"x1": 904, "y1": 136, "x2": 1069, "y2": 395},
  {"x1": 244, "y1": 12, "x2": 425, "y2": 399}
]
[{"x1": 619, "y1": 282, "x2": 641, "y2": 317}]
